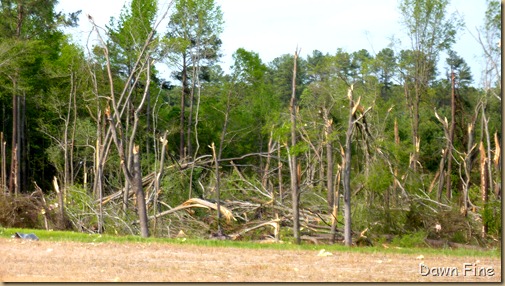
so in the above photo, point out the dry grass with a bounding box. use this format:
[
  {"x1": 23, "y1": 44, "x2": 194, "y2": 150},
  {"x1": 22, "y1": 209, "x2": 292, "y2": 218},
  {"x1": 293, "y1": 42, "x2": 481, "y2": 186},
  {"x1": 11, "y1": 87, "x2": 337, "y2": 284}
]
[{"x1": 0, "y1": 237, "x2": 500, "y2": 282}]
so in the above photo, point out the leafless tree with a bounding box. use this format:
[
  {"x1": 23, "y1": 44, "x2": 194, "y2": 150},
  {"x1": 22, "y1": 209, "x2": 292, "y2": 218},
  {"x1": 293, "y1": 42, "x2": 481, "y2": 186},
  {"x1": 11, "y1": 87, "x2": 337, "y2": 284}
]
[{"x1": 289, "y1": 48, "x2": 300, "y2": 244}]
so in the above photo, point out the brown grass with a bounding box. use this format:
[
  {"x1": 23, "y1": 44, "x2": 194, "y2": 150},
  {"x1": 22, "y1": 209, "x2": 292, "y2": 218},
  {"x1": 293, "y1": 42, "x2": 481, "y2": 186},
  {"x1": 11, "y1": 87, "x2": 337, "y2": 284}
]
[{"x1": 0, "y1": 237, "x2": 500, "y2": 282}]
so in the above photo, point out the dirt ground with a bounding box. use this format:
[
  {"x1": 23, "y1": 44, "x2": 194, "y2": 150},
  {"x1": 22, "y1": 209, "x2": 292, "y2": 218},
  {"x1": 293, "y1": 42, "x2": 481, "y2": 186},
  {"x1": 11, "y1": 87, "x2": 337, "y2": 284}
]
[{"x1": 0, "y1": 237, "x2": 501, "y2": 282}]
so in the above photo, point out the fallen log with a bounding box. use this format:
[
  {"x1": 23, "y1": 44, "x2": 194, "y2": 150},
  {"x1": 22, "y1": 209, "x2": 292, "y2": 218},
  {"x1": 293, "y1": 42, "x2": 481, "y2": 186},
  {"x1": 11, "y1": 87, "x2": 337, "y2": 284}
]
[
  {"x1": 230, "y1": 218, "x2": 281, "y2": 241},
  {"x1": 134, "y1": 198, "x2": 236, "y2": 224},
  {"x1": 301, "y1": 233, "x2": 344, "y2": 244}
]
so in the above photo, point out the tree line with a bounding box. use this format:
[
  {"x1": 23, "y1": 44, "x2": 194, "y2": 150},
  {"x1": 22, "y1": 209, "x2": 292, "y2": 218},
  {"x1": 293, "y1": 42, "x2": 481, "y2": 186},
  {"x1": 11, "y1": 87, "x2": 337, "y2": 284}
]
[{"x1": 0, "y1": 0, "x2": 501, "y2": 246}]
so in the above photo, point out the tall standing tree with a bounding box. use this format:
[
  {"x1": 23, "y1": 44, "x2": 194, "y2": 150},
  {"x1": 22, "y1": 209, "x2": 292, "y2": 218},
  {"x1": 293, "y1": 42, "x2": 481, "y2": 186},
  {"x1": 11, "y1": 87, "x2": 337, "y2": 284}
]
[
  {"x1": 475, "y1": 0, "x2": 501, "y2": 96},
  {"x1": 372, "y1": 48, "x2": 397, "y2": 99},
  {"x1": 163, "y1": 0, "x2": 223, "y2": 160},
  {"x1": 268, "y1": 53, "x2": 307, "y2": 105},
  {"x1": 0, "y1": 0, "x2": 79, "y2": 194},
  {"x1": 444, "y1": 50, "x2": 472, "y2": 199},
  {"x1": 398, "y1": 0, "x2": 461, "y2": 171},
  {"x1": 288, "y1": 49, "x2": 300, "y2": 245}
]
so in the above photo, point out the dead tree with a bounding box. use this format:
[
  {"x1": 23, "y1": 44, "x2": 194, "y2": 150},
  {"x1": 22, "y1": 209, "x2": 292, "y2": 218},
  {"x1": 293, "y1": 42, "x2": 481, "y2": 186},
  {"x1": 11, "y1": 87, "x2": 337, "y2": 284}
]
[
  {"x1": 434, "y1": 110, "x2": 450, "y2": 202},
  {"x1": 210, "y1": 142, "x2": 222, "y2": 235},
  {"x1": 289, "y1": 49, "x2": 300, "y2": 244},
  {"x1": 152, "y1": 131, "x2": 168, "y2": 234},
  {"x1": 479, "y1": 141, "x2": 488, "y2": 238},
  {"x1": 343, "y1": 85, "x2": 371, "y2": 246},
  {"x1": 445, "y1": 71, "x2": 456, "y2": 199},
  {"x1": 322, "y1": 107, "x2": 334, "y2": 209},
  {"x1": 1, "y1": 132, "x2": 6, "y2": 194},
  {"x1": 86, "y1": 4, "x2": 171, "y2": 237},
  {"x1": 343, "y1": 86, "x2": 354, "y2": 246}
]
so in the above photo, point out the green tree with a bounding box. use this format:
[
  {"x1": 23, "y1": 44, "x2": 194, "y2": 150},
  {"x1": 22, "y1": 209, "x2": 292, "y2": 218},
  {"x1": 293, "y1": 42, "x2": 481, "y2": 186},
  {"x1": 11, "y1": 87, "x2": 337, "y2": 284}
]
[
  {"x1": 163, "y1": 0, "x2": 223, "y2": 159},
  {"x1": 268, "y1": 53, "x2": 306, "y2": 105},
  {"x1": 373, "y1": 48, "x2": 397, "y2": 99},
  {"x1": 0, "y1": 0, "x2": 79, "y2": 194},
  {"x1": 398, "y1": 0, "x2": 462, "y2": 172}
]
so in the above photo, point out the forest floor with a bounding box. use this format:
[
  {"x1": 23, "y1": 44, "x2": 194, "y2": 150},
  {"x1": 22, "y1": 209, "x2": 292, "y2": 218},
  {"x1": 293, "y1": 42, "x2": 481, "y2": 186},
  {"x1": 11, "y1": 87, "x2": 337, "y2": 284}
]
[{"x1": 0, "y1": 237, "x2": 501, "y2": 282}]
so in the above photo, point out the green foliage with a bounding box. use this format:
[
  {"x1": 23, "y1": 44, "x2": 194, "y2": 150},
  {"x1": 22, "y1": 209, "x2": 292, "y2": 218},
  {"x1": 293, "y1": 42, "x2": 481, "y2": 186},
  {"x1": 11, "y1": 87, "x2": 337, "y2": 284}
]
[
  {"x1": 0, "y1": 0, "x2": 499, "y2": 248},
  {"x1": 392, "y1": 230, "x2": 428, "y2": 248},
  {"x1": 482, "y1": 200, "x2": 502, "y2": 238},
  {"x1": 164, "y1": 0, "x2": 223, "y2": 66},
  {"x1": 364, "y1": 160, "x2": 393, "y2": 194},
  {"x1": 65, "y1": 185, "x2": 94, "y2": 214}
]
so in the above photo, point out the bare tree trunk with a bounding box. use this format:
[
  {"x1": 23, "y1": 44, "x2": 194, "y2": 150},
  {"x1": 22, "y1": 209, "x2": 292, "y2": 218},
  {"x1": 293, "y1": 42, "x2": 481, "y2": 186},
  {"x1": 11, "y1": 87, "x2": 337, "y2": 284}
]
[
  {"x1": 461, "y1": 120, "x2": 477, "y2": 217},
  {"x1": 493, "y1": 133, "x2": 501, "y2": 198},
  {"x1": 145, "y1": 89, "x2": 151, "y2": 158},
  {"x1": 434, "y1": 110, "x2": 450, "y2": 202},
  {"x1": 83, "y1": 157, "x2": 87, "y2": 191},
  {"x1": 481, "y1": 104, "x2": 494, "y2": 198},
  {"x1": 63, "y1": 73, "x2": 74, "y2": 192},
  {"x1": 70, "y1": 72, "x2": 78, "y2": 186},
  {"x1": 123, "y1": 96, "x2": 132, "y2": 214},
  {"x1": 186, "y1": 64, "x2": 198, "y2": 159},
  {"x1": 343, "y1": 85, "x2": 355, "y2": 247},
  {"x1": 19, "y1": 92, "x2": 26, "y2": 194},
  {"x1": 9, "y1": 78, "x2": 19, "y2": 195},
  {"x1": 278, "y1": 141, "x2": 283, "y2": 204},
  {"x1": 209, "y1": 88, "x2": 233, "y2": 235},
  {"x1": 210, "y1": 142, "x2": 222, "y2": 235},
  {"x1": 179, "y1": 55, "x2": 188, "y2": 160},
  {"x1": 153, "y1": 131, "x2": 168, "y2": 235},
  {"x1": 0, "y1": 132, "x2": 6, "y2": 194},
  {"x1": 446, "y1": 71, "x2": 456, "y2": 199},
  {"x1": 479, "y1": 141, "x2": 488, "y2": 238},
  {"x1": 404, "y1": 76, "x2": 420, "y2": 172},
  {"x1": 323, "y1": 108, "x2": 334, "y2": 209},
  {"x1": 437, "y1": 150, "x2": 448, "y2": 202},
  {"x1": 95, "y1": 138, "x2": 104, "y2": 233},
  {"x1": 331, "y1": 166, "x2": 341, "y2": 243},
  {"x1": 53, "y1": 176, "x2": 65, "y2": 226},
  {"x1": 262, "y1": 130, "x2": 273, "y2": 193},
  {"x1": 393, "y1": 118, "x2": 400, "y2": 207},
  {"x1": 133, "y1": 145, "x2": 149, "y2": 237},
  {"x1": 289, "y1": 49, "x2": 300, "y2": 244}
]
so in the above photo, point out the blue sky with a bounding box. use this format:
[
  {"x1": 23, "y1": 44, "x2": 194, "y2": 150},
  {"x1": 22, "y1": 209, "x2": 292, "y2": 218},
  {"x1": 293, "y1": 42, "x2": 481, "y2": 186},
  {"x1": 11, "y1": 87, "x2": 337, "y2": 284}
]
[{"x1": 58, "y1": 0, "x2": 490, "y2": 86}]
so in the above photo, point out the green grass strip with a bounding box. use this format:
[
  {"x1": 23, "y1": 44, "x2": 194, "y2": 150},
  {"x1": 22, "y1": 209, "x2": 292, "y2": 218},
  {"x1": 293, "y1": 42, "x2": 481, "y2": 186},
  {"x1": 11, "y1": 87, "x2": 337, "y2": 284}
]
[{"x1": 0, "y1": 227, "x2": 500, "y2": 258}]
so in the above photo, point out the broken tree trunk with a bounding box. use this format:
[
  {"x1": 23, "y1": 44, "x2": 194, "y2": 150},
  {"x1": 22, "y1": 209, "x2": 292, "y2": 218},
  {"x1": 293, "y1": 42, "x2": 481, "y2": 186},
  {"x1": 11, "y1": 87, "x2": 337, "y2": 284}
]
[
  {"x1": 138, "y1": 198, "x2": 236, "y2": 224},
  {"x1": 434, "y1": 110, "x2": 450, "y2": 202},
  {"x1": 53, "y1": 176, "x2": 65, "y2": 225},
  {"x1": 343, "y1": 85, "x2": 355, "y2": 247},
  {"x1": 153, "y1": 131, "x2": 168, "y2": 234},
  {"x1": 210, "y1": 142, "x2": 223, "y2": 235},
  {"x1": 446, "y1": 71, "x2": 456, "y2": 199},
  {"x1": 0, "y1": 132, "x2": 5, "y2": 194},
  {"x1": 331, "y1": 165, "x2": 341, "y2": 244},
  {"x1": 479, "y1": 141, "x2": 488, "y2": 238},
  {"x1": 289, "y1": 49, "x2": 300, "y2": 245},
  {"x1": 133, "y1": 145, "x2": 149, "y2": 238},
  {"x1": 323, "y1": 108, "x2": 334, "y2": 209}
]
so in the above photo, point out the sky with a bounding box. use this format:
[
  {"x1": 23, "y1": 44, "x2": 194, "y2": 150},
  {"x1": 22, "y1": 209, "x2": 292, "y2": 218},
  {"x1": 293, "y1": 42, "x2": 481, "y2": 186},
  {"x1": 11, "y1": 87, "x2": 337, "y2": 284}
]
[{"x1": 57, "y1": 0, "x2": 490, "y2": 86}]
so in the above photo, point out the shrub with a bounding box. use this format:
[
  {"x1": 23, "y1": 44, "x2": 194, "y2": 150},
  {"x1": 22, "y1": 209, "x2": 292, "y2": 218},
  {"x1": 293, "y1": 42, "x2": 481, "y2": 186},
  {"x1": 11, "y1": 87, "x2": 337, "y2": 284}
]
[
  {"x1": 482, "y1": 200, "x2": 502, "y2": 238},
  {"x1": 392, "y1": 230, "x2": 427, "y2": 248}
]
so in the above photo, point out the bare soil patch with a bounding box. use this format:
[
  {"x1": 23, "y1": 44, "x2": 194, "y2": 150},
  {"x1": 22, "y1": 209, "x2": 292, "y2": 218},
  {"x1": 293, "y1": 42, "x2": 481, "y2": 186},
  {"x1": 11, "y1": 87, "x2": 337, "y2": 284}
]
[{"x1": 0, "y1": 238, "x2": 500, "y2": 282}]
